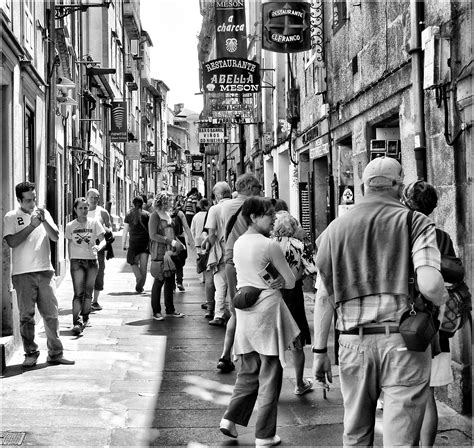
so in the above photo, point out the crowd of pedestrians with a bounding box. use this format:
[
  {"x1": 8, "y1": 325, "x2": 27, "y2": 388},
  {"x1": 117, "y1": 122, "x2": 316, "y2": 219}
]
[{"x1": 3, "y1": 157, "x2": 469, "y2": 446}]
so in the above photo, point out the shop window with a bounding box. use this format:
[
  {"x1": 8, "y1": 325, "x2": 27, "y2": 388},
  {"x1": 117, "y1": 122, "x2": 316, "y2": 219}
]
[{"x1": 24, "y1": 105, "x2": 35, "y2": 182}]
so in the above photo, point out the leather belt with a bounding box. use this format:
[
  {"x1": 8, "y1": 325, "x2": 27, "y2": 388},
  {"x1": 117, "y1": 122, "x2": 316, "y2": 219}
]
[{"x1": 340, "y1": 326, "x2": 399, "y2": 335}]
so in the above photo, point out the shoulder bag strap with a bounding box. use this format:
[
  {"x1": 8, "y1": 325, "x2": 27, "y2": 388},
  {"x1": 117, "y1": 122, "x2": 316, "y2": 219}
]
[
  {"x1": 225, "y1": 204, "x2": 244, "y2": 241},
  {"x1": 407, "y1": 210, "x2": 416, "y2": 308}
]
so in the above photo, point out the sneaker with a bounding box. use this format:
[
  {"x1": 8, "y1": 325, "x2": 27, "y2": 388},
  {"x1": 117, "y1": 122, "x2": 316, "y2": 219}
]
[
  {"x1": 219, "y1": 418, "x2": 238, "y2": 438},
  {"x1": 204, "y1": 312, "x2": 214, "y2": 319},
  {"x1": 47, "y1": 355, "x2": 75, "y2": 365},
  {"x1": 72, "y1": 324, "x2": 83, "y2": 335},
  {"x1": 217, "y1": 357, "x2": 235, "y2": 373},
  {"x1": 209, "y1": 317, "x2": 226, "y2": 327},
  {"x1": 166, "y1": 311, "x2": 185, "y2": 318},
  {"x1": 255, "y1": 435, "x2": 281, "y2": 446},
  {"x1": 91, "y1": 302, "x2": 102, "y2": 311},
  {"x1": 201, "y1": 303, "x2": 208, "y2": 310},
  {"x1": 294, "y1": 378, "x2": 313, "y2": 395},
  {"x1": 176, "y1": 284, "x2": 185, "y2": 292},
  {"x1": 22, "y1": 351, "x2": 40, "y2": 368},
  {"x1": 153, "y1": 313, "x2": 164, "y2": 321}
]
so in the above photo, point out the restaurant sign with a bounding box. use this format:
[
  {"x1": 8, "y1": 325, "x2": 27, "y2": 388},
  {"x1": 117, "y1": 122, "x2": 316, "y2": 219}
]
[
  {"x1": 262, "y1": 2, "x2": 311, "y2": 53},
  {"x1": 202, "y1": 58, "x2": 261, "y2": 93},
  {"x1": 215, "y1": 0, "x2": 247, "y2": 58}
]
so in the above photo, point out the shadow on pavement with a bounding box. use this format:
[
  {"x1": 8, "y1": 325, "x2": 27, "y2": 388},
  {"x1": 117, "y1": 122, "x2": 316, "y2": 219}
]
[
  {"x1": 125, "y1": 319, "x2": 151, "y2": 327},
  {"x1": 1, "y1": 362, "x2": 51, "y2": 378},
  {"x1": 107, "y1": 291, "x2": 139, "y2": 296}
]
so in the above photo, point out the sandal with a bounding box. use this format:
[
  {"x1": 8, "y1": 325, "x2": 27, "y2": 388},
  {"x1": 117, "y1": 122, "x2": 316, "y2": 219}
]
[{"x1": 294, "y1": 378, "x2": 313, "y2": 395}]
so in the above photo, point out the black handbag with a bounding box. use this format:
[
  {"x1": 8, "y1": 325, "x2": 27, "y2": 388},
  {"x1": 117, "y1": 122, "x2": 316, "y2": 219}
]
[
  {"x1": 233, "y1": 286, "x2": 263, "y2": 310},
  {"x1": 196, "y1": 252, "x2": 209, "y2": 274},
  {"x1": 399, "y1": 211, "x2": 439, "y2": 352}
]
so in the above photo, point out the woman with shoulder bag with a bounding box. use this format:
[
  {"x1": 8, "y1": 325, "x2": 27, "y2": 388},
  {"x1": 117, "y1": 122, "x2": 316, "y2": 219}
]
[
  {"x1": 148, "y1": 193, "x2": 186, "y2": 320},
  {"x1": 219, "y1": 196, "x2": 299, "y2": 447}
]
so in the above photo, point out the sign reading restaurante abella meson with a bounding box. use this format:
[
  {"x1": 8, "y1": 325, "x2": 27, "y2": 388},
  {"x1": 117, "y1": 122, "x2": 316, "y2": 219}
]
[{"x1": 202, "y1": 58, "x2": 261, "y2": 93}]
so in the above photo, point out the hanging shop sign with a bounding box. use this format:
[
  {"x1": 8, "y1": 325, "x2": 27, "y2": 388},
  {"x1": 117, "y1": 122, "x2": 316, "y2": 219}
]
[
  {"x1": 199, "y1": 127, "x2": 225, "y2": 143},
  {"x1": 191, "y1": 155, "x2": 205, "y2": 177},
  {"x1": 262, "y1": 2, "x2": 311, "y2": 53},
  {"x1": 215, "y1": 0, "x2": 247, "y2": 58},
  {"x1": 202, "y1": 58, "x2": 261, "y2": 93},
  {"x1": 110, "y1": 101, "x2": 128, "y2": 142},
  {"x1": 211, "y1": 102, "x2": 255, "y2": 121},
  {"x1": 124, "y1": 142, "x2": 140, "y2": 160}
]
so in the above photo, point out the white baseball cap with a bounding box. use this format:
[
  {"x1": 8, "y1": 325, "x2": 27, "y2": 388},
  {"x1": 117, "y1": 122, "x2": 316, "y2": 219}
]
[{"x1": 363, "y1": 157, "x2": 403, "y2": 187}]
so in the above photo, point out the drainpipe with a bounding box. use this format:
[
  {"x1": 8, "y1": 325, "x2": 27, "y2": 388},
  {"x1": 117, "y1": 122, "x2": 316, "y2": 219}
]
[{"x1": 409, "y1": 0, "x2": 427, "y2": 180}]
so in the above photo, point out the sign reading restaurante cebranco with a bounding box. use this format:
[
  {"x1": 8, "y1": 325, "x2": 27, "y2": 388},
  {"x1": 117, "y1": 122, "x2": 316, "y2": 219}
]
[
  {"x1": 262, "y1": 1, "x2": 311, "y2": 53},
  {"x1": 202, "y1": 58, "x2": 261, "y2": 93}
]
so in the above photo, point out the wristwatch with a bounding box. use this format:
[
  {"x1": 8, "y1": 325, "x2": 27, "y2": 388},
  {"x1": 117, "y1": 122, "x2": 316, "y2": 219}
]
[{"x1": 311, "y1": 346, "x2": 327, "y2": 354}]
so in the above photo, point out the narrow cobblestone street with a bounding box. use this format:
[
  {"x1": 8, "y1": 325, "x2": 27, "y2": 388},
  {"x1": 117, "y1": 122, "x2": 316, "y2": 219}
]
[{"x1": 1, "y1": 235, "x2": 471, "y2": 447}]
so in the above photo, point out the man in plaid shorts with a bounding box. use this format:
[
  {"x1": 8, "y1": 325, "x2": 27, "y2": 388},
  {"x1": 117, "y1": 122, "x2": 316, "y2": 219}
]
[{"x1": 312, "y1": 157, "x2": 447, "y2": 446}]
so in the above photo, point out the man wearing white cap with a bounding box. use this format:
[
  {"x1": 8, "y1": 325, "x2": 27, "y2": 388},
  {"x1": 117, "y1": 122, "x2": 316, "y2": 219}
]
[{"x1": 312, "y1": 157, "x2": 447, "y2": 446}]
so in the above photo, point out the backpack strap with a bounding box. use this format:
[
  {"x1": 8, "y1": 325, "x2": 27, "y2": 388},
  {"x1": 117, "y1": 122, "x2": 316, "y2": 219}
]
[{"x1": 225, "y1": 204, "x2": 244, "y2": 242}]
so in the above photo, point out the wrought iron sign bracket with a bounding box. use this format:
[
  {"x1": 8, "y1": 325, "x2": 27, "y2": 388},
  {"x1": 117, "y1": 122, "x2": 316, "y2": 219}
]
[
  {"x1": 310, "y1": 0, "x2": 324, "y2": 64},
  {"x1": 260, "y1": 68, "x2": 275, "y2": 90},
  {"x1": 55, "y1": 1, "x2": 111, "y2": 20}
]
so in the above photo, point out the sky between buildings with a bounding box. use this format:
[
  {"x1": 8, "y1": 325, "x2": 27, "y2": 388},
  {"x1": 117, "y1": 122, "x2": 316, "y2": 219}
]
[{"x1": 140, "y1": 0, "x2": 204, "y2": 114}]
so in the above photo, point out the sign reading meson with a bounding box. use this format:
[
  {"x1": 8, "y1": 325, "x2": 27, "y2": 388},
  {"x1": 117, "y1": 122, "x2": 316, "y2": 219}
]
[
  {"x1": 262, "y1": 2, "x2": 311, "y2": 53},
  {"x1": 215, "y1": 0, "x2": 247, "y2": 58},
  {"x1": 202, "y1": 58, "x2": 261, "y2": 93}
]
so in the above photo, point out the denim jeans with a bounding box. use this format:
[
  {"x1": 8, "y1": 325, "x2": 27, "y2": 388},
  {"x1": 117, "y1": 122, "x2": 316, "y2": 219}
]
[
  {"x1": 70, "y1": 259, "x2": 98, "y2": 325},
  {"x1": 339, "y1": 333, "x2": 431, "y2": 447},
  {"x1": 205, "y1": 269, "x2": 215, "y2": 312},
  {"x1": 151, "y1": 274, "x2": 175, "y2": 314},
  {"x1": 12, "y1": 271, "x2": 64, "y2": 357},
  {"x1": 224, "y1": 351, "x2": 283, "y2": 439}
]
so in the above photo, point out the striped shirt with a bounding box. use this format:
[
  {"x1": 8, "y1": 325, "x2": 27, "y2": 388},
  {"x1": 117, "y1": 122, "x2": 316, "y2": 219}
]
[{"x1": 316, "y1": 224, "x2": 441, "y2": 331}]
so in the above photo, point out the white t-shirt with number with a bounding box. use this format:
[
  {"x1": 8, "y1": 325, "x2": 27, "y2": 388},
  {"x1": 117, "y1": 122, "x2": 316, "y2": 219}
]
[
  {"x1": 65, "y1": 218, "x2": 105, "y2": 260},
  {"x1": 3, "y1": 208, "x2": 54, "y2": 275}
]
